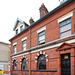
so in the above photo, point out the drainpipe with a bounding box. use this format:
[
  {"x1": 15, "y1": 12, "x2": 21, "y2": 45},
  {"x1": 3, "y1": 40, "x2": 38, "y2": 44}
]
[
  {"x1": 74, "y1": 8, "x2": 75, "y2": 33},
  {"x1": 29, "y1": 28, "x2": 31, "y2": 75},
  {"x1": 29, "y1": 51, "x2": 31, "y2": 75},
  {"x1": 10, "y1": 41, "x2": 12, "y2": 75}
]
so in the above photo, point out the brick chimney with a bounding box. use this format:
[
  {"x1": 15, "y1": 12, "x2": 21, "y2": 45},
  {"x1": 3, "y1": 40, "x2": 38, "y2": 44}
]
[
  {"x1": 39, "y1": 3, "x2": 48, "y2": 18},
  {"x1": 29, "y1": 17, "x2": 34, "y2": 25}
]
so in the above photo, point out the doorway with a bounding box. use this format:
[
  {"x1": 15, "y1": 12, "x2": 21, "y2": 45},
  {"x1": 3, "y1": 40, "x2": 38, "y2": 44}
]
[{"x1": 61, "y1": 53, "x2": 71, "y2": 75}]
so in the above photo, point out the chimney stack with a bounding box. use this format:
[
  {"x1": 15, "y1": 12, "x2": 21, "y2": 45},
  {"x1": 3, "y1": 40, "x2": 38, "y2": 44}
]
[
  {"x1": 29, "y1": 17, "x2": 34, "y2": 25},
  {"x1": 39, "y1": 3, "x2": 48, "y2": 18}
]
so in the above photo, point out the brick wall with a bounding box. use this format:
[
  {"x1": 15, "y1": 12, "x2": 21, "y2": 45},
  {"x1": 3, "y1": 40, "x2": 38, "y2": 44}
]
[{"x1": 10, "y1": 1, "x2": 75, "y2": 75}]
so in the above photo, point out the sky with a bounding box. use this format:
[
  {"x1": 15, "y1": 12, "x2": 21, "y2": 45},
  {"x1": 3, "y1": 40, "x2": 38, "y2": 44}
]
[{"x1": 0, "y1": 0, "x2": 59, "y2": 44}]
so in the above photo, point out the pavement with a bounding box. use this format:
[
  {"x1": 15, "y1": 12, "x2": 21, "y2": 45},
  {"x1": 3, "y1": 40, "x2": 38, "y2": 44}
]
[{"x1": 0, "y1": 74, "x2": 10, "y2": 75}]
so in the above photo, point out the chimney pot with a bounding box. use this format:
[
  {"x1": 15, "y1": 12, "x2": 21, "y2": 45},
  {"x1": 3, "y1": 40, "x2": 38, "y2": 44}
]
[
  {"x1": 39, "y1": 3, "x2": 48, "y2": 18},
  {"x1": 29, "y1": 17, "x2": 34, "y2": 25}
]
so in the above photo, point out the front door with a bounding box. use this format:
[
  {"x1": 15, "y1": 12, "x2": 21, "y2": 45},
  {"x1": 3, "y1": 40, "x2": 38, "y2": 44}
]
[{"x1": 61, "y1": 54, "x2": 70, "y2": 75}]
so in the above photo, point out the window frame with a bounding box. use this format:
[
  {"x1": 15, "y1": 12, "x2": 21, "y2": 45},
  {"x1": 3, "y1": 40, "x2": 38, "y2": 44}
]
[
  {"x1": 38, "y1": 31, "x2": 45, "y2": 45},
  {"x1": 22, "y1": 40, "x2": 26, "y2": 51},
  {"x1": 22, "y1": 58, "x2": 27, "y2": 70},
  {"x1": 16, "y1": 29, "x2": 18, "y2": 34},
  {"x1": 13, "y1": 60, "x2": 17, "y2": 70},
  {"x1": 14, "y1": 45, "x2": 16, "y2": 54},
  {"x1": 20, "y1": 25, "x2": 23, "y2": 31},
  {"x1": 59, "y1": 18, "x2": 71, "y2": 38},
  {"x1": 37, "y1": 54, "x2": 46, "y2": 70}
]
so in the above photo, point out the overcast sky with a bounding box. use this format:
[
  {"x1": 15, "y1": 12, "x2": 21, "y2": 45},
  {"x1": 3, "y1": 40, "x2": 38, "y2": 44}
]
[{"x1": 0, "y1": 0, "x2": 59, "y2": 43}]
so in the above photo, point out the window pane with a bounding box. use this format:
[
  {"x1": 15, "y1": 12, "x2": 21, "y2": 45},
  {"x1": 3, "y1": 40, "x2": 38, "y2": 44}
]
[
  {"x1": 38, "y1": 31, "x2": 45, "y2": 44},
  {"x1": 16, "y1": 29, "x2": 18, "y2": 34},
  {"x1": 38, "y1": 31, "x2": 45, "y2": 36},
  {"x1": 22, "y1": 59, "x2": 26, "y2": 70},
  {"x1": 60, "y1": 18, "x2": 71, "y2": 26},
  {"x1": 60, "y1": 30, "x2": 71, "y2": 38},
  {"x1": 20, "y1": 26, "x2": 23, "y2": 31},
  {"x1": 22, "y1": 40, "x2": 26, "y2": 51},
  {"x1": 39, "y1": 40, "x2": 45, "y2": 44},
  {"x1": 14, "y1": 45, "x2": 16, "y2": 54},
  {"x1": 37, "y1": 55, "x2": 46, "y2": 70},
  {"x1": 60, "y1": 18, "x2": 71, "y2": 38},
  {"x1": 13, "y1": 61, "x2": 17, "y2": 70},
  {"x1": 39, "y1": 35, "x2": 45, "y2": 41},
  {"x1": 23, "y1": 47, "x2": 26, "y2": 50},
  {"x1": 60, "y1": 23, "x2": 71, "y2": 33}
]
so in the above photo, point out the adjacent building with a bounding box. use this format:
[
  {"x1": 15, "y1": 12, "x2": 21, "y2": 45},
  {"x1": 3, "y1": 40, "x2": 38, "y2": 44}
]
[
  {"x1": 9, "y1": 0, "x2": 75, "y2": 75},
  {"x1": 0, "y1": 42, "x2": 10, "y2": 72}
]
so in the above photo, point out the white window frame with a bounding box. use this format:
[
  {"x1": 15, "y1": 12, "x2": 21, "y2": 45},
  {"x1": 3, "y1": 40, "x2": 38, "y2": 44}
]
[
  {"x1": 13, "y1": 42, "x2": 17, "y2": 54},
  {"x1": 57, "y1": 11, "x2": 73, "y2": 23}
]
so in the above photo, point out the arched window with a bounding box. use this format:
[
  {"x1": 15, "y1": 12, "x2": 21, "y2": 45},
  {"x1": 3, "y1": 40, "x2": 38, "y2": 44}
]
[
  {"x1": 13, "y1": 60, "x2": 17, "y2": 70},
  {"x1": 37, "y1": 54, "x2": 46, "y2": 70},
  {"x1": 22, "y1": 58, "x2": 27, "y2": 70}
]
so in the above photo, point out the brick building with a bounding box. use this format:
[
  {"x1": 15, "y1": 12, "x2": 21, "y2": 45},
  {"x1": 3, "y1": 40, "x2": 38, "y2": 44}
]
[{"x1": 9, "y1": 0, "x2": 75, "y2": 75}]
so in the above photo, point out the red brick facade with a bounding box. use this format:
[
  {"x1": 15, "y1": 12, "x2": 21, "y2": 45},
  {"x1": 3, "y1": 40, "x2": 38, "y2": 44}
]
[{"x1": 10, "y1": 0, "x2": 75, "y2": 75}]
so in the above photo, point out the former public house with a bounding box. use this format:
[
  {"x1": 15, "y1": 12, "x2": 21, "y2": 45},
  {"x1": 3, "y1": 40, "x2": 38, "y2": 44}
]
[{"x1": 9, "y1": 0, "x2": 75, "y2": 75}]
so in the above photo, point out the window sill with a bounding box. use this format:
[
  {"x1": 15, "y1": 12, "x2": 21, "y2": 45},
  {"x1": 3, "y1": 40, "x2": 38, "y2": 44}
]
[
  {"x1": 38, "y1": 42, "x2": 45, "y2": 45},
  {"x1": 12, "y1": 70, "x2": 57, "y2": 72},
  {"x1": 31, "y1": 70, "x2": 57, "y2": 72},
  {"x1": 12, "y1": 70, "x2": 29, "y2": 71}
]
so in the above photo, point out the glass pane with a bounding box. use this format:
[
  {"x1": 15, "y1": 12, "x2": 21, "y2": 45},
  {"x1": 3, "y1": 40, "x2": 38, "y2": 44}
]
[
  {"x1": 38, "y1": 55, "x2": 46, "y2": 70},
  {"x1": 39, "y1": 40, "x2": 45, "y2": 44},
  {"x1": 23, "y1": 47, "x2": 26, "y2": 50},
  {"x1": 60, "y1": 18, "x2": 71, "y2": 26},
  {"x1": 39, "y1": 35, "x2": 45, "y2": 41},
  {"x1": 38, "y1": 31, "x2": 45, "y2": 36},
  {"x1": 23, "y1": 43, "x2": 26, "y2": 46},
  {"x1": 20, "y1": 26, "x2": 23, "y2": 31},
  {"x1": 22, "y1": 40, "x2": 26, "y2": 50},
  {"x1": 39, "y1": 55, "x2": 46, "y2": 61},
  {"x1": 16, "y1": 29, "x2": 18, "y2": 34},
  {"x1": 39, "y1": 61, "x2": 46, "y2": 69},
  {"x1": 13, "y1": 61, "x2": 17, "y2": 70},
  {"x1": 60, "y1": 23, "x2": 71, "y2": 33},
  {"x1": 14, "y1": 46, "x2": 16, "y2": 53},
  {"x1": 22, "y1": 59, "x2": 26, "y2": 70},
  {"x1": 60, "y1": 30, "x2": 71, "y2": 38},
  {"x1": 23, "y1": 40, "x2": 26, "y2": 43}
]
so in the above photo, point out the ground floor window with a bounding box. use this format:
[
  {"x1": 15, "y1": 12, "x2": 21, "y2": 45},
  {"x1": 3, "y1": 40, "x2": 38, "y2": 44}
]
[
  {"x1": 37, "y1": 54, "x2": 46, "y2": 70},
  {"x1": 13, "y1": 60, "x2": 17, "y2": 70},
  {"x1": 22, "y1": 58, "x2": 27, "y2": 70}
]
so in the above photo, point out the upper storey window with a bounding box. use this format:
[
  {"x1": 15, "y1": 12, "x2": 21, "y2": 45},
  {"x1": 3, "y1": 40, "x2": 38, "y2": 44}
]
[
  {"x1": 60, "y1": 18, "x2": 71, "y2": 38},
  {"x1": 37, "y1": 26, "x2": 46, "y2": 45},
  {"x1": 14, "y1": 45, "x2": 16, "y2": 54},
  {"x1": 38, "y1": 31, "x2": 45, "y2": 45},
  {"x1": 58, "y1": 11, "x2": 73, "y2": 38},
  {"x1": 22, "y1": 40, "x2": 26, "y2": 51},
  {"x1": 20, "y1": 25, "x2": 23, "y2": 31}
]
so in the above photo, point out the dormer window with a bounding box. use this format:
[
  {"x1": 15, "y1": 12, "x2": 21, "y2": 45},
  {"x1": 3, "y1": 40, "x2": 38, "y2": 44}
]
[
  {"x1": 13, "y1": 18, "x2": 29, "y2": 34},
  {"x1": 20, "y1": 25, "x2": 23, "y2": 31},
  {"x1": 16, "y1": 29, "x2": 18, "y2": 34}
]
